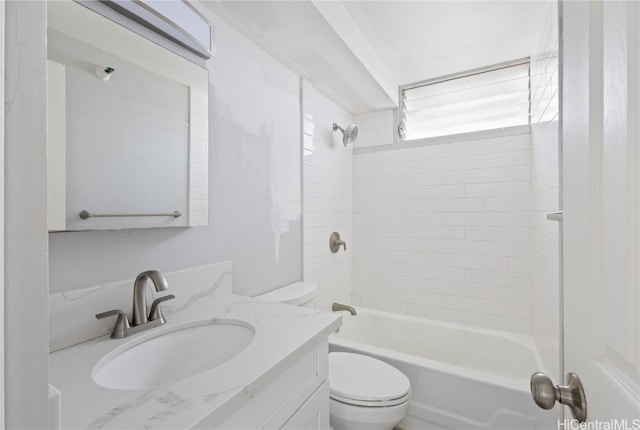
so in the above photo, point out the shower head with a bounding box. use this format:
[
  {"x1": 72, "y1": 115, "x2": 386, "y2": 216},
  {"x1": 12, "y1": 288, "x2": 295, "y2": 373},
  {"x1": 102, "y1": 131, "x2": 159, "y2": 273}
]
[{"x1": 333, "y1": 123, "x2": 358, "y2": 147}]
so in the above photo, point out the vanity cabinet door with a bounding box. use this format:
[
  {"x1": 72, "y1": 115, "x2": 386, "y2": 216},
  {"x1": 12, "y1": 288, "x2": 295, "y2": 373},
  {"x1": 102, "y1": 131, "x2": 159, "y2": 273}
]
[
  {"x1": 280, "y1": 381, "x2": 329, "y2": 430},
  {"x1": 212, "y1": 341, "x2": 328, "y2": 430}
]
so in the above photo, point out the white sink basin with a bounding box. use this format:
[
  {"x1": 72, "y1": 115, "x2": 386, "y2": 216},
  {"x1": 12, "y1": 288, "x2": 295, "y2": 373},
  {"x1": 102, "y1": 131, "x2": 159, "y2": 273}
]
[{"x1": 93, "y1": 320, "x2": 255, "y2": 390}]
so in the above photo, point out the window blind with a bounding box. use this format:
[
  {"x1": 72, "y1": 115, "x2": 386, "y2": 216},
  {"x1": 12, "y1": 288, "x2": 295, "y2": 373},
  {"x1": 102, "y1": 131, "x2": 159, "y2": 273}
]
[{"x1": 399, "y1": 62, "x2": 530, "y2": 141}]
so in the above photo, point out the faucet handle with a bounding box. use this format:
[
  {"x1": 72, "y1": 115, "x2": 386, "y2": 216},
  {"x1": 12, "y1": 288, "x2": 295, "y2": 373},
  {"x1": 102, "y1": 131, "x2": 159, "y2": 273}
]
[
  {"x1": 149, "y1": 294, "x2": 175, "y2": 322},
  {"x1": 329, "y1": 232, "x2": 347, "y2": 253},
  {"x1": 96, "y1": 310, "x2": 130, "y2": 339}
]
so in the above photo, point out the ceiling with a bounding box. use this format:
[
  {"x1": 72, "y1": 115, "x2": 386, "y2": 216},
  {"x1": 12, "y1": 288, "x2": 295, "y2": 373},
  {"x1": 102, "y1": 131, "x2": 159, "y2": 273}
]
[
  {"x1": 202, "y1": 1, "x2": 548, "y2": 115},
  {"x1": 342, "y1": 1, "x2": 547, "y2": 86}
]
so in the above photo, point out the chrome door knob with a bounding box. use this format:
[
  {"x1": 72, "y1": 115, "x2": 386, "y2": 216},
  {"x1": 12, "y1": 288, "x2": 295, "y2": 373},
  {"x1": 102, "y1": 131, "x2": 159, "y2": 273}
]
[
  {"x1": 530, "y1": 372, "x2": 587, "y2": 422},
  {"x1": 531, "y1": 373, "x2": 558, "y2": 409}
]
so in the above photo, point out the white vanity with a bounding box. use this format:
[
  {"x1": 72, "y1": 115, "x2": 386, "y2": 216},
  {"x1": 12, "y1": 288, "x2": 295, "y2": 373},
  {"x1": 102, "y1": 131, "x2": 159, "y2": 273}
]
[
  {"x1": 44, "y1": 3, "x2": 329, "y2": 426},
  {"x1": 48, "y1": 262, "x2": 341, "y2": 429}
]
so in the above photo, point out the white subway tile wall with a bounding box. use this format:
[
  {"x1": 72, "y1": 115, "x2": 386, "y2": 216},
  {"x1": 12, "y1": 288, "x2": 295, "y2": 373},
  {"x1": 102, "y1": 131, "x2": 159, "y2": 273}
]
[
  {"x1": 352, "y1": 132, "x2": 533, "y2": 334},
  {"x1": 530, "y1": 1, "x2": 561, "y2": 381},
  {"x1": 302, "y1": 80, "x2": 353, "y2": 310},
  {"x1": 299, "y1": 1, "x2": 559, "y2": 353}
]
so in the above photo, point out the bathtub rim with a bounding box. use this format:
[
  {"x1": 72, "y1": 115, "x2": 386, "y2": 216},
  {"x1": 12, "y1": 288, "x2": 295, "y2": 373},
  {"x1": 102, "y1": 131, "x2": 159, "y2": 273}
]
[{"x1": 329, "y1": 306, "x2": 545, "y2": 394}]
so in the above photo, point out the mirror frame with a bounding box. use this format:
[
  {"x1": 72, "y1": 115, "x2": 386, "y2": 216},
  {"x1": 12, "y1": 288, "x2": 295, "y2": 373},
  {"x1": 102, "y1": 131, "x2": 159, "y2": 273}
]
[{"x1": 47, "y1": 0, "x2": 209, "y2": 231}]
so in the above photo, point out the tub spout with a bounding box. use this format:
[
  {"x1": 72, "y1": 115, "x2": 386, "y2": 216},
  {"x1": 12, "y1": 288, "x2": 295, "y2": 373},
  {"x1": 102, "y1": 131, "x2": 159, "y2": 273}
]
[{"x1": 332, "y1": 302, "x2": 356, "y2": 315}]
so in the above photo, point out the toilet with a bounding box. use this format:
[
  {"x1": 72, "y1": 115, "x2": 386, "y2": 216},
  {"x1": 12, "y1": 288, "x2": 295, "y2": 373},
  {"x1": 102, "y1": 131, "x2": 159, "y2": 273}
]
[{"x1": 256, "y1": 282, "x2": 411, "y2": 430}]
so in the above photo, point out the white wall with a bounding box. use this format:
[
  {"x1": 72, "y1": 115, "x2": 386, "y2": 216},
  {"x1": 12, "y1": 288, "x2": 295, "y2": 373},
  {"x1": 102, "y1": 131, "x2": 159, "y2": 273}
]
[
  {"x1": 302, "y1": 80, "x2": 353, "y2": 310},
  {"x1": 5, "y1": 1, "x2": 50, "y2": 427},
  {"x1": 351, "y1": 130, "x2": 533, "y2": 334},
  {"x1": 48, "y1": 5, "x2": 302, "y2": 297},
  {"x1": 530, "y1": 1, "x2": 561, "y2": 381},
  {"x1": 353, "y1": 109, "x2": 396, "y2": 148}
]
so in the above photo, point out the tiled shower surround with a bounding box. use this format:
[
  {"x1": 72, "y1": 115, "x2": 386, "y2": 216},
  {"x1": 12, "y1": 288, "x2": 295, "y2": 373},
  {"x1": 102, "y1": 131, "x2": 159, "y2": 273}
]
[
  {"x1": 300, "y1": 6, "x2": 559, "y2": 344},
  {"x1": 351, "y1": 131, "x2": 534, "y2": 334},
  {"x1": 302, "y1": 81, "x2": 354, "y2": 310},
  {"x1": 530, "y1": 0, "x2": 561, "y2": 380}
]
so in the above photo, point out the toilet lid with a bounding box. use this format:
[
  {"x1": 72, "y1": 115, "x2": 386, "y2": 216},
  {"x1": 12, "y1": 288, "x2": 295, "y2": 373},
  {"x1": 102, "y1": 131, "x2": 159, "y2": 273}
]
[{"x1": 329, "y1": 352, "x2": 411, "y2": 407}]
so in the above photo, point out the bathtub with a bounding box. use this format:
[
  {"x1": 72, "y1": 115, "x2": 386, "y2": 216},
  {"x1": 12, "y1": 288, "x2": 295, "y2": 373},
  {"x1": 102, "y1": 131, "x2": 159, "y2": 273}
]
[{"x1": 329, "y1": 308, "x2": 558, "y2": 430}]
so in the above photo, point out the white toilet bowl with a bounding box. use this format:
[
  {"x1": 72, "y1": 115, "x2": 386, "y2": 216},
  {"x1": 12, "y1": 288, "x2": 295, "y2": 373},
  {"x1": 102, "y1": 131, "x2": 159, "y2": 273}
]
[
  {"x1": 255, "y1": 285, "x2": 411, "y2": 429},
  {"x1": 329, "y1": 352, "x2": 411, "y2": 430},
  {"x1": 329, "y1": 398, "x2": 410, "y2": 430}
]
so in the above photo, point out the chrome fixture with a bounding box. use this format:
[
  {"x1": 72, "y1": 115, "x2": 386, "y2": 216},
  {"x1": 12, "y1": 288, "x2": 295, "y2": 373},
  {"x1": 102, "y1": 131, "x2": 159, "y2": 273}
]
[
  {"x1": 148, "y1": 295, "x2": 175, "y2": 323},
  {"x1": 96, "y1": 270, "x2": 175, "y2": 339},
  {"x1": 546, "y1": 211, "x2": 563, "y2": 222},
  {"x1": 332, "y1": 123, "x2": 358, "y2": 147},
  {"x1": 95, "y1": 309, "x2": 130, "y2": 339},
  {"x1": 133, "y1": 270, "x2": 170, "y2": 325},
  {"x1": 332, "y1": 302, "x2": 356, "y2": 315},
  {"x1": 531, "y1": 372, "x2": 587, "y2": 422},
  {"x1": 329, "y1": 232, "x2": 346, "y2": 253},
  {"x1": 79, "y1": 210, "x2": 181, "y2": 220}
]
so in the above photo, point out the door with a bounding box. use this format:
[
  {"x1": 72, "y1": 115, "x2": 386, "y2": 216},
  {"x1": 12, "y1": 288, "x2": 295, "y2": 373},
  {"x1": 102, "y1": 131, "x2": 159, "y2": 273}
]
[
  {"x1": 0, "y1": 0, "x2": 5, "y2": 425},
  {"x1": 562, "y1": 0, "x2": 640, "y2": 423}
]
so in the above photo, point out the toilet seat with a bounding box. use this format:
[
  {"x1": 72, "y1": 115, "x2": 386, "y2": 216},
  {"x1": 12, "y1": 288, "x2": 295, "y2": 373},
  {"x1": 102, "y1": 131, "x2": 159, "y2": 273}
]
[
  {"x1": 330, "y1": 390, "x2": 411, "y2": 407},
  {"x1": 329, "y1": 352, "x2": 411, "y2": 408}
]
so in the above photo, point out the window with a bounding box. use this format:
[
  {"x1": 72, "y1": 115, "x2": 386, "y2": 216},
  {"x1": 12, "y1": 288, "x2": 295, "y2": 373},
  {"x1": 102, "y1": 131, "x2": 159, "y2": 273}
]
[{"x1": 399, "y1": 60, "x2": 530, "y2": 141}]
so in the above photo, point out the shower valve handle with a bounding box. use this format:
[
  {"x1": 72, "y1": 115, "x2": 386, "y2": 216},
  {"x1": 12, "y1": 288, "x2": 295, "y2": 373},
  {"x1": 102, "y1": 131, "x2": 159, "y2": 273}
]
[{"x1": 329, "y1": 232, "x2": 346, "y2": 253}]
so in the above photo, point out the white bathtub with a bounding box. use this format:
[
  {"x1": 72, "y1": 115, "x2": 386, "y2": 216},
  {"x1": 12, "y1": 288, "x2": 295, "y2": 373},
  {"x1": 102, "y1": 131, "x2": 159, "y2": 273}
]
[{"x1": 329, "y1": 308, "x2": 558, "y2": 430}]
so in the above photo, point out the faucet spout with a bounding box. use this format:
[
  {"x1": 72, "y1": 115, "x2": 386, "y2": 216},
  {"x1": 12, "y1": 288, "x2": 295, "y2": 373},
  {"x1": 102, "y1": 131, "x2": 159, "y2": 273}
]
[
  {"x1": 332, "y1": 302, "x2": 356, "y2": 316},
  {"x1": 132, "y1": 270, "x2": 169, "y2": 326}
]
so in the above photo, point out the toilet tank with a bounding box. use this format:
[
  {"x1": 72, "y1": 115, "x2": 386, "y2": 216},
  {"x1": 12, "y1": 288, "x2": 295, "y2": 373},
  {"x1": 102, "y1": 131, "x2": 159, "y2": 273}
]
[{"x1": 254, "y1": 282, "x2": 317, "y2": 308}]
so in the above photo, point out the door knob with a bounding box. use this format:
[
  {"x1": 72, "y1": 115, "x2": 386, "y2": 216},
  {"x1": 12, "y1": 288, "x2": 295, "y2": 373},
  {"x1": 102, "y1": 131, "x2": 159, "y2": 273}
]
[{"x1": 531, "y1": 372, "x2": 587, "y2": 422}]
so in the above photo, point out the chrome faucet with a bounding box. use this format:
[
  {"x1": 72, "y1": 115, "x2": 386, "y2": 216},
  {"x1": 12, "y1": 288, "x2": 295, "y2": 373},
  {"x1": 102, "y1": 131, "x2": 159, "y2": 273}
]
[
  {"x1": 132, "y1": 270, "x2": 169, "y2": 326},
  {"x1": 96, "y1": 270, "x2": 175, "y2": 339},
  {"x1": 332, "y1": 302, "x2": 356, "y2": 315}
]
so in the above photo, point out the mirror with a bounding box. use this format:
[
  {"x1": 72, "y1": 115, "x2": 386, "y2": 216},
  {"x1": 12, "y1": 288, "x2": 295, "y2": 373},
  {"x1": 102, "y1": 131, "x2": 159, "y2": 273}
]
[{"x1": 47, "y1": 0, "x2": 209, "y2": 231}]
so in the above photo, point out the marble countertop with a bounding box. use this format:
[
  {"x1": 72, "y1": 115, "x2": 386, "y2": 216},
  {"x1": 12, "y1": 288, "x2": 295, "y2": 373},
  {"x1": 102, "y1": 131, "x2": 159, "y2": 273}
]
[{"x1": 49, "y1": 295, "x2": 342, "y2": 429}]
